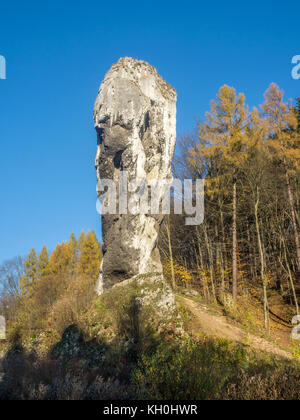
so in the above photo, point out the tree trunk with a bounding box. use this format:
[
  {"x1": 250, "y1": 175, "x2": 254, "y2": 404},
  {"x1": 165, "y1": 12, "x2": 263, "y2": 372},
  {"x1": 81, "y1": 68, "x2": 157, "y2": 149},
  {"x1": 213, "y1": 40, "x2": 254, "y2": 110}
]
[
  {"x1": 219, "y1": 245, "x2": 225, "y2": 300},
  {"x1": 166, "y1": 216, "x2": 176, "y2": 290},
  {"x1": 232, "y1": 181, "x2": 238, "y2": 299},
  {"x1": 281, "y1": 235, "x2": 299, "y2": 316},
  {"x1": 204, "y1": 225, "x2": 216, "y2": 301},
  {"x1": 254, "y1": 187, "x2": 269, "y2": 331},
  {"x1": 285, "y1": 170, "x2": 300, "y2": 271},
  {"x1": 196, "y1": 229, "x2": 210, "y2": 300}
]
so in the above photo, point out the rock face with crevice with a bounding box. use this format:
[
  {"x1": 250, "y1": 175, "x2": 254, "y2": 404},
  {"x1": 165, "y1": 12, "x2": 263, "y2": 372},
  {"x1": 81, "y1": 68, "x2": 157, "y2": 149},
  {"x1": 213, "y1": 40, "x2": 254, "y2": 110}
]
[{"x1": 94, "y1": 57, "x2": 177, "y2": 294}]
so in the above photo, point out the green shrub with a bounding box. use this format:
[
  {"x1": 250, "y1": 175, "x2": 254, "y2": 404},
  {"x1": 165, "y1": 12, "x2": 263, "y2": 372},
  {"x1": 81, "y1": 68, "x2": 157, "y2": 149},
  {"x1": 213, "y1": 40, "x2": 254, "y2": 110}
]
[{"x1": 133, "y1": 337, "x2": 248, "y2": 400}]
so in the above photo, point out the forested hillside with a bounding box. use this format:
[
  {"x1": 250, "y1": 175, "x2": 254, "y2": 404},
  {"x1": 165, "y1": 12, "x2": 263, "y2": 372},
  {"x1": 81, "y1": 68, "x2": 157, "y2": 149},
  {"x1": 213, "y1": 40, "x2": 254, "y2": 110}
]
[
  {"x1": 0, "y1": 84, "x2": 300, "y2": 400},
  {"x1": 160, "y1": 84, "x2": 300, "y2": 330},
  {"x1": 0, "y1": 231, "x2": 101, "y2": 339}
]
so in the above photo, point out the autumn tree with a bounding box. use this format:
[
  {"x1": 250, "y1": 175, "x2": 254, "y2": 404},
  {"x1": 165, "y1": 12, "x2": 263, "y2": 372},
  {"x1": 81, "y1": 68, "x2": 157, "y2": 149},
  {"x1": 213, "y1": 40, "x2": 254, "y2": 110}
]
[
  {"x1": 20, "y1": 248, "x2": 38, "y2": 294},
  {"x1": 168, "y1": 85, "x2": 300, "y2": 326},
  {"x1": 37, "y1": 245, "x2": 49, "y2": 278},
  {"x1": 189, "y1": 85, "x2": 248, "y2": 299},
  {"x1": 261, "y1": 83, "x2": 300, "y2": 271},
  {"x1": 77, "y1": 231, "x2": 101, "y2": 280},
  {"x1": 295, "y1": 98, "x2": 300, "y2": 132},
  {"x1": 68, "y1": 233, "x2": 79, "y2": 277},
  {"x1": 241, "y1": 108, "x2": 271, "y2": 329}
]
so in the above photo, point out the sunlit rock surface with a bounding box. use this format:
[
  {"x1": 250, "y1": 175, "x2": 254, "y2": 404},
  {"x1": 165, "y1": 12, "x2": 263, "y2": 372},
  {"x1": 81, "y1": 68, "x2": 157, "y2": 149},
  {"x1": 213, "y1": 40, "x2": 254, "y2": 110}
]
[{"x1": 94, "y1": 57, "x2": 177, "y2": 294}]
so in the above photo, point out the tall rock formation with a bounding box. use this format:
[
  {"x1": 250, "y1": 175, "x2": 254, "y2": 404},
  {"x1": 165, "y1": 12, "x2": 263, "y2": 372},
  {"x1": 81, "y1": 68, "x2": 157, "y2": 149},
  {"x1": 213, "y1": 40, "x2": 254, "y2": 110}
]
[{"x1": 94, "y1": 57, "x2": 177, "y2": 294}]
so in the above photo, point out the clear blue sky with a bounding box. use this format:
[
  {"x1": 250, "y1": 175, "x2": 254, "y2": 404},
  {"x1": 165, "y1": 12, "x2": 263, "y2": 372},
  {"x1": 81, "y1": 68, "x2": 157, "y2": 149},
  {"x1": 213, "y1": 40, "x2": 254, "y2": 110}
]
[{"x1": 0, "y1": 0, "x2": 299, "y2": 262}]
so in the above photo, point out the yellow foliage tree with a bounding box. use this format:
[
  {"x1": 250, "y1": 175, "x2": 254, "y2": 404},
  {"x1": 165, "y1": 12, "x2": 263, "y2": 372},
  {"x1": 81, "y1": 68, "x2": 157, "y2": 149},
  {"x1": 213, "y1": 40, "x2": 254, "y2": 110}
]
[
  {"x1": 20, "y1": 248, "x2": 38, "y2": 295},
  {"x1": 77, "y1": 231, "x2": 102, "y2": 281},
  {"x1": 261, "y1": 83, "x2": 300, "y2": 271},
  {"x1": 189, "y1": 85, "x2": 249, "y2": 299}
]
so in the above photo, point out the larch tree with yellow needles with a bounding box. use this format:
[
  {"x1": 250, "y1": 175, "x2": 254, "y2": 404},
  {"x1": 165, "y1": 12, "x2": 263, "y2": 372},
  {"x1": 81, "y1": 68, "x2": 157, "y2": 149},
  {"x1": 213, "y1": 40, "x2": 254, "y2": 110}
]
[
  {"x1": 261, "y1": 83, "x2": 300, "y2": 272},
  {"x1": 189, "y1": 85, "x2": 248, "y2": 300},
  {"x1": 77, "y1": 231, "x2": 102, "y2": 281}
]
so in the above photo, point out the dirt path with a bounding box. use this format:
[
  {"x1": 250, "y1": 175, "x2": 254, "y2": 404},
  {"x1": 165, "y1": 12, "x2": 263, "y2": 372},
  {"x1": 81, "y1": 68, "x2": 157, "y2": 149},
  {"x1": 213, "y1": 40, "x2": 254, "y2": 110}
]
[{"x1": 178, "y1": 295, "x2": 293, "y2": 360}]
